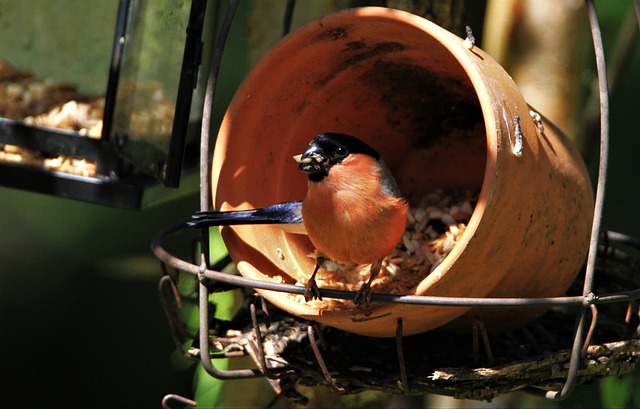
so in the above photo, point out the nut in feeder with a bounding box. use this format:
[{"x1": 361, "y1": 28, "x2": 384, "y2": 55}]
[
  {"x1": 209, "y1": 8, "x2": 594, "y2": 337},
  {"x1": 0, "y1": 0, "x2": 211, "y2": 209}
]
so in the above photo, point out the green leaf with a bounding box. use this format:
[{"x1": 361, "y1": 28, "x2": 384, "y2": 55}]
[
  {"x1": 209, "y1": 228, "x2": 229, "y2": 266},
  {"x1": 600, "y1": 375, "x2": 634, "y2": 409},
  {"x1": 193, "y1": 360, "x2": 228, "y2": 408}
]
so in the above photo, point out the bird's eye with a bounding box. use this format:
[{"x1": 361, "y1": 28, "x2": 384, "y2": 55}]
[{"x1": 335, "y1": 146, "x2": 348, "y2": 157}]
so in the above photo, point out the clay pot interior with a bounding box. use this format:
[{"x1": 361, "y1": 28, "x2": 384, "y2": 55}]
[{"x1": 211, "y1": 8, "x2": 593, "y2": 337}]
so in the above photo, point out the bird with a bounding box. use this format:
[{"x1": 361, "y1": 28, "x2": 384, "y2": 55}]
[{"x1": 189, "y1": 133, "x2": 408, "y2": 314}]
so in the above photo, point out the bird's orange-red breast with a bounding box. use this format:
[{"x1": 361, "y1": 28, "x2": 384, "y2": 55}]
[
  {"x1": 296, "y1": 133, "x2": 408, "y2": 267},
  {"x1": 302, "y1": 151, "x2": 407, "y2": 264}
]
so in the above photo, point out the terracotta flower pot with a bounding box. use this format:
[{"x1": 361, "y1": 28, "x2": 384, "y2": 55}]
[{"x1": 211, "y1": 7, "x2": 594, "y2": 337}]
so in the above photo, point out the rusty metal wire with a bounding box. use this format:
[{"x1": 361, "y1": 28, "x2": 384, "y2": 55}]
[
  {"x1": 544, "y1": 0, "x2": 611, "y2": 401},
  {"x1": 153, "y1": 225, "x2": 640, "y2": 308},
  {"x1": 156, "y1": 0, "x2": 640, "y2": 406},
  {"x1": 395, "y1": 318, "x2": 410, "y2": 394},
  {"x1": 282, "y1": 0, "x2": 296, "y2": 37},
  {"x1": 161, "y1": 394, "x2": 197, "y2": 409}
]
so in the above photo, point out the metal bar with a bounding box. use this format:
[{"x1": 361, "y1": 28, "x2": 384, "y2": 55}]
[
  {"x1": 472, "y1": 317, "x2": 494, "y2": 366},
  {"x1": 161, "y1": 393, "x2": 198, "y2": 409},
  {"x1": 282, "y1": 0, "x2": 296, "y2": 37},
  {"x1": 198, "y1": 265, "x2": 262, "y2": 379},
  {"x1": 307, "y1": 324, "x2": 344, "y2": 393},
  {"x1": 102, "y1": 0, "x2": 131, "y2": 142},
  {"x1": 249, "y1": 300, "x2": 274, "y2": 378},
  {"x1": 582, "y1": 304, "x2": 599, "y2": 356},
  {"x1": 545, "y1": 307, "x2": 589, "y2": 400},
  {"x1": 158, "y1": 275, "x2": 195, "y2": 357},
  {"x1": 546, "y1": 0, "x2": 611, "y2": 400},
  {"x1": 191, "y1": 0, "x2": 261, "y2": 381},
  {"x1": 165, "y1": 0, "x2": 209, "y2": 187},
  {"x1": 583, "y1": 0, "x2": 611, "y2": 306},
  {"x1": 395, "y1": 319, "x2": 410, "y2": 394},
  {"x1": 157, "y1": 214, "x2": 640, "y2": 307},
  {"x1": 200, "y1": 0, "x2": 240, "y2": 212},
  {"x1": 153, "y1": 223, "x2": 640, "y2": 308}
]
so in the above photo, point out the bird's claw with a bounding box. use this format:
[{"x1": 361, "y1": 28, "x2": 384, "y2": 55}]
[
  {"x1": 353, "y1": 283, "x2": 372, "y2": 316},
  {"x1": 303, "y1": 279, "x2": 322, "y2": 302}
]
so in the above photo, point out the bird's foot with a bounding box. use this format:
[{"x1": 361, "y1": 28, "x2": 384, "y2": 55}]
[
  {"x1": 303, "y1": 278, "x2": 322, "y2": 302},
  {"x1": 353, "y1": 283, "x2": 372, "y2": 316}
]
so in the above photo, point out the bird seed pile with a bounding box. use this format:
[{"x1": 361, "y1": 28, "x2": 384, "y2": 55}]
[
  {"x1": 0, "y1": 59, "x2": 174, "y2": 178},
  {"x1": 290, "y1": 188, "x2": 479, "y2": 311},
  {"x1": 0, "y1": 59, "x2": 102, "y2": 176}
]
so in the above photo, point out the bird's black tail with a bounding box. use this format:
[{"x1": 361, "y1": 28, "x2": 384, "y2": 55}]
[{"x1": 188, "y1": 201, "x2": 303, "y2": 228}]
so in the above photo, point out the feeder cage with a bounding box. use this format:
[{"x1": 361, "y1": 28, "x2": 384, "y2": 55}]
[
  {"x1": 154, "y1": 1, "x2": 640, "y2": 407},
  {"x1": 0, "y1": 0, "x2": 213, "y2": 209}
]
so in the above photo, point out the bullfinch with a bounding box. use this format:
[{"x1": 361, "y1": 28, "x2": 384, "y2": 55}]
[{"x1": 190, "y1": 133, "x2": 408, "y2": 314}]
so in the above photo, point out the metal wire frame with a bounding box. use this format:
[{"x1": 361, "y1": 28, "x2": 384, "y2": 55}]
[
  {"x1": 156, "y1": 0, "x2": 640, "y2": 406},
  {"x1": 155, "y1": 223, "x2": 640, "y2": 308},
  {"x1": 547, "y1": 0, "x2": 610, "y2": 400},
  {"x1": 197, "y1": 0, "x2": 256, "y2": 382}
]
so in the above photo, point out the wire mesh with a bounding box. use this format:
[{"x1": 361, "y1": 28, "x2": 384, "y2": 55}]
[{"x1": 154, "y1": 0, "x2": 640, "y2": 406}]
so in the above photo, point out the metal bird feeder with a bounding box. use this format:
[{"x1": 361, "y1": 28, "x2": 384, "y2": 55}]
[
  {"x1": 153, "y1": 1, "x2": 640, "y2": 406},
  {"x1": 0, "y1": 0, "x2": 213, "y2": 209}
]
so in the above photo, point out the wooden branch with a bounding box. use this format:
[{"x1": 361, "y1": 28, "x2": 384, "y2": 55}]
[{"x1": 426, "y1": 339, "x2": 640, "y2": 400}]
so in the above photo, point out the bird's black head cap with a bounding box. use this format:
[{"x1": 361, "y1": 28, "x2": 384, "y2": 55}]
[{"x1": 295, "y1": 133, "x2": 381, "y2": 182}]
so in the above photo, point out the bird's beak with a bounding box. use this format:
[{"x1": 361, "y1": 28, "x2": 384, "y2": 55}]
[{"x1": 293, "y1": 146, "x2": 326, "y2": 174}]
